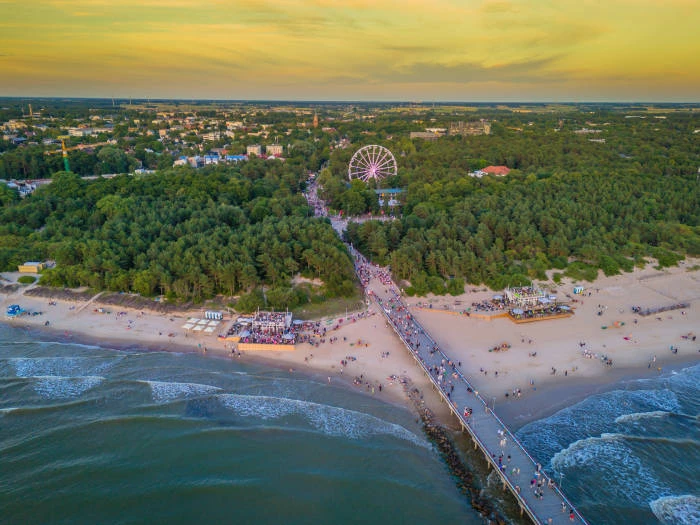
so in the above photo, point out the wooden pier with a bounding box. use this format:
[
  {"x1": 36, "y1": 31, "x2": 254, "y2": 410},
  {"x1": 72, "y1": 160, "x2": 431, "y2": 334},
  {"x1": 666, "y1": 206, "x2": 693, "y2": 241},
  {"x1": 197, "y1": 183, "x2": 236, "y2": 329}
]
[
  {"x1": 308, "y1": 184, "x2": 588, "y2": 524},
  {"x1": 368, "y1": 281, "x2": 589, "y2": 525}
]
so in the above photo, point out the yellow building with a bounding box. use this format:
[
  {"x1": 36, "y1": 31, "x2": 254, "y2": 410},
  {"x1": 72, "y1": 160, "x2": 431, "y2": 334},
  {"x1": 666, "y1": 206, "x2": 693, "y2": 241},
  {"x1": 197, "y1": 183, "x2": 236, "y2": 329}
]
[{"x1": 18, "y1": 262, "x2": 45, "y2": 273}]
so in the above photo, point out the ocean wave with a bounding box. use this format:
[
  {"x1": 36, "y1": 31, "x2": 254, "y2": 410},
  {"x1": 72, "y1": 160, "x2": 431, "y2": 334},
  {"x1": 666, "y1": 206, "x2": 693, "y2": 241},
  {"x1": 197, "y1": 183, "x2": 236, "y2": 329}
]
[
  {"x1": 14, "y1": 340, "x2": 105, "y2": 350},
  {"x1": 615, "y1": 410, "x2": 670, "y2": 424},
  {"x1": 551, "y1": 433, "x2": 671, "y2": 505},
  {"x1": 650, "y1": 495, "x2": 700, "y2": 525},
  {"x1": 517, "y1": 388, "x2": 681, "y2": 462},
  {"x1": 32, "y1": 375, "x2": 105, "y2": 399},
  {"x1": 9, "y1": 356, "x2": 123, "y2": 378},
  {"x1": 218, "y1": 394, "x2": 428, "y2": 447},
  {"x1": 0, "y1": 399, "x2": 91, "y2": 416},
  {"x1": 140, "y1": 380, "x2": 223, "y2": 402}
]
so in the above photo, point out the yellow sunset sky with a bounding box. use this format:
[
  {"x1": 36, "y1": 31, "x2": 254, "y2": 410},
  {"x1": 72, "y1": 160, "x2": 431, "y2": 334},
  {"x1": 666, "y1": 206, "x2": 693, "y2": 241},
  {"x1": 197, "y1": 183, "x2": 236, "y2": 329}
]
[{"x1": 1, "y1": 0, "x2": 698, "y2": 101}]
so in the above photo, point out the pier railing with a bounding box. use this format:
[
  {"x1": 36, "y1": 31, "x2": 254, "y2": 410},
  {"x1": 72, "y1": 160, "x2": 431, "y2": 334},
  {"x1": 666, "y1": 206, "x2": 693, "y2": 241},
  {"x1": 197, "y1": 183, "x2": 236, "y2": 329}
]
[
  {"x1": 372, "y1": 289, "x2": 589, "y2": 525},
  {"x1": 310, "y1": 185, "x2": 588, "y2": 525}
]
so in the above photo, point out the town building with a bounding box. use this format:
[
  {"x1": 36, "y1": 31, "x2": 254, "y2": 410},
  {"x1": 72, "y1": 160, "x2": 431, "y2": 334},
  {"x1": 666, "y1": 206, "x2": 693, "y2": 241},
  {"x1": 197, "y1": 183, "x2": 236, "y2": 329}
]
[
  {"x1": 449, "y1": 120, "x2": 491, "y2": 136},
  {"x1": 468, "y1": 165, "x2": 511, "y2": 178},
  {"x1": 246, "y1": 144, "x2": 262, "y2": 156},
  {"x1": 504, "y1": 286, "x2": 545, "y2": 307},
  {"x1": 18, "y1": 262, "x2": 45, "y2": 273},
  {"x1": 409, "y1": 131, "x2": 441, "y2": 141},
  {"x1": 266, "y1": 144, "x2": 283, "y2": 156}
]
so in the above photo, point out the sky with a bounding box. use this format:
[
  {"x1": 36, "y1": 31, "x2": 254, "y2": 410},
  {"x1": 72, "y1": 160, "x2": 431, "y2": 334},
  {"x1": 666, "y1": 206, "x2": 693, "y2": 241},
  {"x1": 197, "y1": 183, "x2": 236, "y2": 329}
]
[{"x1": 0, "y1": 0, "x2": 698, "y2": 101}]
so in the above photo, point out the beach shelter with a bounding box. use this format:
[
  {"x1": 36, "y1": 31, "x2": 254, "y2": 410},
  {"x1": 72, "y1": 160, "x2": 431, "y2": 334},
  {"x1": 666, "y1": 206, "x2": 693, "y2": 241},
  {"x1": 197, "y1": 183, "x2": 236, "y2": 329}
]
[{"x1": 573, "y1": 286, "x2": 584, "y2": 295}]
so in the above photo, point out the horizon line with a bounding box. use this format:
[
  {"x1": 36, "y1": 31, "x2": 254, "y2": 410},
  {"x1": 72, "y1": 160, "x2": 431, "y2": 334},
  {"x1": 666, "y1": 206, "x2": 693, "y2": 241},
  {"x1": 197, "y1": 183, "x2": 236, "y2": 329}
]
[{"x1": 1, "y1": 96, "x2": 699, "y2": 105}]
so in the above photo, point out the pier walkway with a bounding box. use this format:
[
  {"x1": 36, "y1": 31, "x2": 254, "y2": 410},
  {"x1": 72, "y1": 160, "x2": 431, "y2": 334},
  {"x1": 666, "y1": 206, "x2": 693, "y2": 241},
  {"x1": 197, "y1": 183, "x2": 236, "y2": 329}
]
[
  {"x1": 363, "y1": 267, "x2": 588, "y2": 525},
  {"x1": 305, "y1": 181, "x2": 588, "y2": 524}
]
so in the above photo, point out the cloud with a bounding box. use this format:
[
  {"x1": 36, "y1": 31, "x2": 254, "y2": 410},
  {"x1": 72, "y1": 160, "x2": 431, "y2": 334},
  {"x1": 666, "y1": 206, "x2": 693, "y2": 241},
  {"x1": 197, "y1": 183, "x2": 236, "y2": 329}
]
[
  {"x1": 381, "y1": 44, "x2": 444, "y2": 53},
  {"x1": 375, "y1": 55, "x2": 567, "y2": 85},
  {"x1": 480, "y1": 0, "x2": 518, "y2": 14}
]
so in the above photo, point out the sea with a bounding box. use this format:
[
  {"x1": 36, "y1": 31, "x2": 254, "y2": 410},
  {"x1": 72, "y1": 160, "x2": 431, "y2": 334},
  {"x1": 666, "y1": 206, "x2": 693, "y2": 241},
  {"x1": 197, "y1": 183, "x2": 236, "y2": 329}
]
[
  {"x1": 516, "y1": 362, "x2": 700, "y2": 525},
  {"x1": 0, "y1": 322, "x2": 476, "y2": 525},
  {"x1": 1, "y1": 321, "x2": 698, "y2": 525}
]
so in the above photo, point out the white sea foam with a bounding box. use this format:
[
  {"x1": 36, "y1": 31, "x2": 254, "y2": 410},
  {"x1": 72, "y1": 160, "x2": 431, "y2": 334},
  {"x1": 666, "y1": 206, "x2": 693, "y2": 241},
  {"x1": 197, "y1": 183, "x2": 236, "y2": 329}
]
[
  {"x1": 517, "y1": 387, "x2": 682, "y2": 461},
  {"x1": 650, "y1": 495, "x2": 700, "y2": 525},
  {"x1": 143, "y1": 380, "x2": 223, "y2": 402},
  {"x1": 1, "y1": 340, "x2": 102, "y2": 350},
  {"x1": 551, "y1": 433, "x2": 671, "y2": 505},
  {"x1": 10, "y1": 356, "x2": 122, "y2": 378},
  {"x1": 32, "y1": 375, "x2": 105, "y2": 399},
  {"x1": 218, "y1": 393, "x2": 428, "y2": 448},
  {"x1": 615, "y1": 410, "x2": 670, "y2": 424}
]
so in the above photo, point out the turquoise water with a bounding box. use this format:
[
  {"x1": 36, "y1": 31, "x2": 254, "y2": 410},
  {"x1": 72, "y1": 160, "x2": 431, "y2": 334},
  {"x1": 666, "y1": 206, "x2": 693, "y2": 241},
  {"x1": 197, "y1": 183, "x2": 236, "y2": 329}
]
[
  {"x1": 0, "y1": 323, "x2": 477, "y2": 525},
  {"x1": 517, "y1": 363, "x2": 700, "y2": 525}
]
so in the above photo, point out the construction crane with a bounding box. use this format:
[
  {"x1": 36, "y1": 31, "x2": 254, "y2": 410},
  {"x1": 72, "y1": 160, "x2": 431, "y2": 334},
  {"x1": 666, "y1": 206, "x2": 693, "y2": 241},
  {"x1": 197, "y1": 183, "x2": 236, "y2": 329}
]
[
  {"x1": 45, "y1": 141, "x2": 113, "y2": 173},
  {"x1": 61, "y1": 140, "x2": 70, "y2": 172}
]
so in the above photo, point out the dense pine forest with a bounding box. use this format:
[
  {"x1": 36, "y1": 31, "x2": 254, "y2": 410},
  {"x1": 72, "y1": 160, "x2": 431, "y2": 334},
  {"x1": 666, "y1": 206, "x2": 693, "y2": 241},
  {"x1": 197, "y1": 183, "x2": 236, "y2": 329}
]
[
  {"x1": 0, "y1": 161, "x2": 357, "y2": 309},
  {"x1": 330, "y1": 112, "x2": 700, "y2": 293},
  {"x1": 1, "y1": 102, "x2": 698, "y2": 302}
]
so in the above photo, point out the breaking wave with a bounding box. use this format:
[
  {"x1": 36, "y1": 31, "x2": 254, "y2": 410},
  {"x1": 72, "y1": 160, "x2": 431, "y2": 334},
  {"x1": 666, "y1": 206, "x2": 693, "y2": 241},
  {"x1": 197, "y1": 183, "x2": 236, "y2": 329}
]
[
  {"x1": 550, "y1": 433, "x2": 671, "y2": 505},
  {"x1": 9, "y1": 356, "x2": 122, "y2": 378},
  {"x1": 218, "y1": 393, "x2": 428, "y2": 447},
  {"x1": 31, "y1": 375, "x2": 105, "y2": 399},
  {"x1": 141, "y1": 380, "x2": 223, "y2": 402},
  {"x1": 650, "y1": 495, "x2": 700, "y2": 525},
  {"x1": 614, "y1": 410, "x2": 670, "y2": 424},
  {"x1": 516, "y1": 388, "x2": 681, "y2": 462}
]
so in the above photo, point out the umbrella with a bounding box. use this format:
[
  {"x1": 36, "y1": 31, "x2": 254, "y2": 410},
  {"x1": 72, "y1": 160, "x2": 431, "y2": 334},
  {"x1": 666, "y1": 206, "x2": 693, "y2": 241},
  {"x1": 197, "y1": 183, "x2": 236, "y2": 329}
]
[{"x1": 512, "y1": 308, "x2": 524, "y2": 315}]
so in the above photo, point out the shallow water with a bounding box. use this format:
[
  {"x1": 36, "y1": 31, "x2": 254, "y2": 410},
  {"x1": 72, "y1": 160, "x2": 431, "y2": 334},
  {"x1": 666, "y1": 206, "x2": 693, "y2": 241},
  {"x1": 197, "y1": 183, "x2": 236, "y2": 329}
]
[{"x1": 0, "y1": 323, "x2": 477, "y2": 525}]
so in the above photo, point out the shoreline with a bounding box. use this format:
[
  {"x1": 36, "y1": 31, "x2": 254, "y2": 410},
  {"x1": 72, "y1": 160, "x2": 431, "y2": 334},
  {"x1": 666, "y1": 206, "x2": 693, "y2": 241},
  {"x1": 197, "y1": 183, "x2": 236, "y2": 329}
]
[
  {"x1": 2, "y1": 259, "x2": 698, "y2": 432},
  {"x1": 0, "y1": 294, "x2": 450, "y2": 420},
  {"x1": 495, "y1": 357, "x2": 700, "y2": 430}
]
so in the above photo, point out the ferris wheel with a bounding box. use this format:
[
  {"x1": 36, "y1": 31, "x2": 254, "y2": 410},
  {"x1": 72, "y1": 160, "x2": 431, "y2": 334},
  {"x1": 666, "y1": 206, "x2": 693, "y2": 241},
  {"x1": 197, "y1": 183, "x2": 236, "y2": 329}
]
[{"x1": 348, "y1": 145, "x2": 397, "y2": 182}]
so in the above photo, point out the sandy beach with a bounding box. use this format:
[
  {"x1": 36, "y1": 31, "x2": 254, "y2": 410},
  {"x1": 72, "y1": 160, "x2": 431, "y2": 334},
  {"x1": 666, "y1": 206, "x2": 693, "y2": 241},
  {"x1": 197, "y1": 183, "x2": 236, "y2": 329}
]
[{"x1": 2, "y1": 260, "x2": 698, "y2": 428}]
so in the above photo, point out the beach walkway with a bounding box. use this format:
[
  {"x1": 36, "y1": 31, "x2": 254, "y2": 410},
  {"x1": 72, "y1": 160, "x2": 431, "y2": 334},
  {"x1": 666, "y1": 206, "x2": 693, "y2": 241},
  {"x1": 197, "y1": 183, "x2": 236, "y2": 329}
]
[{"x1": 366, "y1": 274, "x2": 588, "y2": 525}]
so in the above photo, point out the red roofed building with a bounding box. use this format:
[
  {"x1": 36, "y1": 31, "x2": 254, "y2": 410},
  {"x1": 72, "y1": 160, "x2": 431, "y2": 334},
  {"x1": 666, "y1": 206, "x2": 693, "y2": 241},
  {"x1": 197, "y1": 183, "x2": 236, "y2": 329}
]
[
  {"x1": 482, "y1": 165, "x2": 510, "y2": 176},
  {"x1": 469, "y1": 165, "x2": 511, "y2": 178}
]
